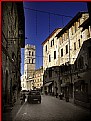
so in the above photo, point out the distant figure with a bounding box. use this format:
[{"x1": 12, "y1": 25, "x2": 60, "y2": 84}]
[{"x1": 23, "y1": 93, "x2": 26, "y2": 102}]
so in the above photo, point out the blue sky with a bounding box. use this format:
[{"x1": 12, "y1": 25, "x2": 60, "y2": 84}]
[{"x1": 21, "y1": 2, "x2": 88, "y2": 75}]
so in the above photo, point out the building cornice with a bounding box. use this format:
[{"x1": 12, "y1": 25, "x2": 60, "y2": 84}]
[
  {"x1": 42, "y1": 28, "x2": 61, "y2": 46},
  {"x1": 56, "y1": 12, "x2": 88, "y2": 38}
]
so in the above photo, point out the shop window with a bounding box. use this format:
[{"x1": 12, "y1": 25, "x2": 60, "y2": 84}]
[{"x1": 82, "y1": 84, "x2": 88, "y2": 92}]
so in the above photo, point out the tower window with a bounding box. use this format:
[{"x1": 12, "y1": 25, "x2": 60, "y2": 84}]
[
  {"x1": 32, "y1": 52, "x2": 34, "y2": 56},
  {"x1": 32, "y1": 59, "x2": 33, "y2": 64},
  {"x1": 29, "y1": 51, "x2": 31, "y2": 56},
  {"x1": 29, "y1": 59, "x2": 30, "y2": 63},
  {"x1": 32, "y1": 59, "x2": 35, "y2": 64}
]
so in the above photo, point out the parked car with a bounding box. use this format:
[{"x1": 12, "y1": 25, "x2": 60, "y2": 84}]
[{"x1": 27, "y1": 90, "x2": 41, "y2": 103}]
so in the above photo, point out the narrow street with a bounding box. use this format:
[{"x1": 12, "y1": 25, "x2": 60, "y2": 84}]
[{"x1": 13, "y1": 95, "x2": 91, "y2": 121}]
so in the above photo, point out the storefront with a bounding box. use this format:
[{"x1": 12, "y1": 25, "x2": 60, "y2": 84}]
[
  {"x1": 44, "y1": 81, "x2": 54, "y2": 95},
  {"x1": 74, "y1": 79, "x2": 90, "y2": 108}
]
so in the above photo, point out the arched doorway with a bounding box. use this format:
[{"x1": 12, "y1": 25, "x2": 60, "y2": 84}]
[{"x1": 5, "y1": 70, "x2": 8, "y2": 104}]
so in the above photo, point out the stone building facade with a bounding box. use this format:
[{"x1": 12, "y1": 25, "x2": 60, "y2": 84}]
[
  {"x1": 2, "y1": 2, "x2": 25, "y2": 111},
  {"x1": 42, "y1": 28, "x2": 61, "y2": 71},
  {"x1": 72, "y1": 17, "x2": 91, "y2": 108},
  {"x1": 42, "y1": 12, "x2": 91, "y2": 108},
  {"x1": 43, "y1": 66, "x2": 61, "y2": 96},
  {"x1": 26, "y1": 66, "x2": 43, "y2": 91},
  {"x1": 56, "y1": 12, "x2": 89, "y2": 99}
]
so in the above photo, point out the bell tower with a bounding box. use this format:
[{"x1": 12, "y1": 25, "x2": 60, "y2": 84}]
[{"x1": 24, "y1": 44, "x2": 36, "y2": 80}]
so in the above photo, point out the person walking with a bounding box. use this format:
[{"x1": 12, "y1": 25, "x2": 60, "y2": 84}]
[
  {"x1": 20, "y1": 93, "x2": 26, "y2": 104},
  {"x1": 22, "y1": 93, "x2": 26, "y2": 102}
]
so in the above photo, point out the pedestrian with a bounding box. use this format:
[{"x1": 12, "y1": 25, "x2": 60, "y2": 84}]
[{"x1": 23, "y1": 93, "x2": 26, "y2": 102}]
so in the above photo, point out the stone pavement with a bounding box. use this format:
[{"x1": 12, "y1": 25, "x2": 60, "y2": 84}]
[
  {"x1": 2, "y1": 95, "x2": 90, "y2": 121},
  {"x1": 3, "y1": 96, "x2": 22, "y2": 121}
]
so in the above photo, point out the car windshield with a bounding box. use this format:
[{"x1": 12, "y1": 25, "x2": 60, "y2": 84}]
[{"x1": 29, "y1": 91, "x2": 40, "y2": 95}]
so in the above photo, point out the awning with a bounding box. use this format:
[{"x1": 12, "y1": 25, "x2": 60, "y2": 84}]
[
  {"x1": 44, "y1": 82, "x2": 52, "y2": 86},
  {"x1": 61, "y1": 82, "x2": 70, "y2": 87}
]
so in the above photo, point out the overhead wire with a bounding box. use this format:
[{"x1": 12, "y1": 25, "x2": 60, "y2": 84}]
[
  {"x1": 24, "y1": 7, "x2": 73, "y2": 35},
  {"x1": 24, "y1": 7, "x2": 73, "y2": 18},
  {"x1": 22, "y1": 7, "x2": 84, "y2": 66}
]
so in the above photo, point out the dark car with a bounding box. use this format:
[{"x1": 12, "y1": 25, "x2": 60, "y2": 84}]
[{"x1": 27, "y1": 90, "x2": 41, "y2": 103}]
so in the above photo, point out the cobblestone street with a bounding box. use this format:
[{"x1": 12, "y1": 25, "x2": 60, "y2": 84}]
[{"x1": 4, "y1": 95, "x2": 90, "y2": 121}]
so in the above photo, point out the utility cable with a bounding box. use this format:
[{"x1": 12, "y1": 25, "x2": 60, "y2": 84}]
[{"x1": 24, "y1": 7, "x2": 73, "y2": 18}]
